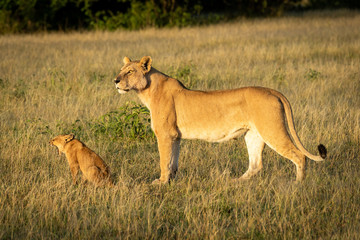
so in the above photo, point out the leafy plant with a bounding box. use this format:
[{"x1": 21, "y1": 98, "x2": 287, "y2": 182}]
[
  {"x1": 59, "y1": 102, "x2": 154, "y2": 141},
  {"x1": 90, "y1": 102, "x2": 153, "y2": 140},
  {"x1": 272, "y1": 67, "x2": 288, "y2": 88},
  {"x1": 168, "y1": 64, "x2": 198, "y2": 89},
  {"x1": 305, "y1": 68, "x2": 322, "y2": 82}
]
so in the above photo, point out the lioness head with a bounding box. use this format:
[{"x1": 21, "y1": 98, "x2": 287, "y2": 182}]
[
  {"x1": 50, "y1": 134, "x2": 75, "y2": 155},
  {"x1": 114, "y1": 56, "x2": 152, "y2": 94}
]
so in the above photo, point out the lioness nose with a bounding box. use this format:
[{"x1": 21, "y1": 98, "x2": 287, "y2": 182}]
[{"x1": 114, "y1": 78, "x2": 120, "y2": 84}]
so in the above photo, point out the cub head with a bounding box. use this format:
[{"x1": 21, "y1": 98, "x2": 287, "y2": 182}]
[
  {"x1": 114, "y1": 56, "x2": 152, "y2": 94},
  {"x1": 49, "y1": 134, "x2": 75, "y2": 155}
]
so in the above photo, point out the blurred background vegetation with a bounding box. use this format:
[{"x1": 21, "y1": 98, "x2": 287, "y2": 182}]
[{"x1": 1, "y1": 0, "x2": 359, "y2": 33}]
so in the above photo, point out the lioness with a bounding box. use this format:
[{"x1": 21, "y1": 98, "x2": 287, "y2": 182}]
[
  {"x1": 50, "y1": 134, "x2": 113, "y2": 186},
  {"x1": 114, "y1": 56, "x2": 327, "y2": 184}
]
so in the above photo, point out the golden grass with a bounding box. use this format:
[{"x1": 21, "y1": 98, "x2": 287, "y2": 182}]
[{"x1": 0, "y1": 10, "x2": 359, "y2": 239}]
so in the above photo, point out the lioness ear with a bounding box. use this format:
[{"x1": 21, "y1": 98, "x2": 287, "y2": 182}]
[
  {"x1": 139, "y1": 56, "x2": 152, "y2": 73},
  {"x1": 123, "y1": 57, "x2": 131, "y2": 64},
  {"x1": 65, "y1": 134, "x2": 74, "y2": 142}
]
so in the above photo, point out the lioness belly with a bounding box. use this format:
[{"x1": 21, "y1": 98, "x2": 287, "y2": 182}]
[{"x1": 178, "y1": 126, "x2": 248, "y2": 142}]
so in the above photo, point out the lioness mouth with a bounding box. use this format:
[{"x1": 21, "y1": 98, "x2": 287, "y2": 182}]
[
  {"x1": 116, "y1": 86, "x2": 128, "y2": 91},
  {"x1": 117, "y1": 88, "x2": 129, "y2": 94}
]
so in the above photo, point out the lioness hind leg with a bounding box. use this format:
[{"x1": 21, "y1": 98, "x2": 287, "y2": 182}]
[
  {"x1": 240, "y1": 130, "x2": 265, "y2": 180},
  {"x1": 276, "y1": 148, "x2": 306, "y2": 182},
  {"x1": 262, "y1": 133, "x2": 306, "y2": 181},
  {"x1": 288, "y1": 151, "x2": 306, "y2": 182},
  {"x1": 86, "y1": 166, "x2": 103, "y2": 185}
]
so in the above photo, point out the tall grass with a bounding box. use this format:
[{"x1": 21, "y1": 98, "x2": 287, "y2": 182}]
[{"x1": 0, "y1": 10, "x2": 359, "y2": 239}]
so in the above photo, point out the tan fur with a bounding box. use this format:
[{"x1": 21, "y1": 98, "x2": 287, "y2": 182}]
[
  {"x1": 114, "y1": 56, "x2": 327, "y2": 183},
  {"x1": 50, "y1": 134, "x2": 113, "y2": 186}
]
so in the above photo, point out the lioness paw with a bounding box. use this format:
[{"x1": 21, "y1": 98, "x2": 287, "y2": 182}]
[{"x1": 151, "y1": 178, "x2": 169, "y2": 185}]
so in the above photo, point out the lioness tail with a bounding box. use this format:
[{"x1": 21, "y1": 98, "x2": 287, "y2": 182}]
[
  {"x1": 318, "y1": 144, "x2": 327, "y2": 159},
  {"x1": 274, "y1": 90, "x2": 327, "y2": 161}
]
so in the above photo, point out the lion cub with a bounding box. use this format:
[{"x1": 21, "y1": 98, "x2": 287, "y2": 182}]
[{"x1": 50, "y1": 134, "x2": 113, "y2": 186}]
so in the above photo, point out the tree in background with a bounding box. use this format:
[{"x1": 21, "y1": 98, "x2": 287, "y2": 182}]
[{"x1": 0, "y1": 0, "x2": 359, "y2": 33}]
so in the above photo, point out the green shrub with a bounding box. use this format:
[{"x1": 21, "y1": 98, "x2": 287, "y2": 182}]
[
  {"x1": 54, "y1": 102, "x2": 154, "y2": 141},
  {"x1": 89, "y1": 102, "x2": 154, "y2": 140},
  {"x1": 167, "y1": 63, "x2": 199, "y2": 89},
  {"x1": 305, "y1": 68, "x2": 322, "y2": 82},
  {"x1": 87, "y1": 1, "x2": 201, "y2": 30}
]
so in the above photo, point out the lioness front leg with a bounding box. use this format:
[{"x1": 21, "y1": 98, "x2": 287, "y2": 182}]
[{"x1": 152, "y1": 135, "x2": 180, "y2": 185}]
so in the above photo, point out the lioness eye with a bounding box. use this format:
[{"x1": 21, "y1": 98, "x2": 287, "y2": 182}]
[{"x1": 127, "y1": 70, "x2": 134, "y2": 74}]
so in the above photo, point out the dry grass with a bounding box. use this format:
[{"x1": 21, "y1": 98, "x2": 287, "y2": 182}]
[{"x1": 1, "y1": 10, "x2": 360, "y2": 239}]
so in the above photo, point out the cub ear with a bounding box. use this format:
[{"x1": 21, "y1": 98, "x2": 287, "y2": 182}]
[
  {"x1": 139, "y1": 56, "x2": 152, "y2": 73},
  {"x1": 65, "y1": 134, "x2": 75, "y2": 142},
  {"x1": 123, "y1": 56, "x2": 131, "y2": 64}
]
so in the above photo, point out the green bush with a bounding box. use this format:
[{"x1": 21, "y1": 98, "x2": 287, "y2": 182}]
[
  {"x1": 58, "y1": 102, "x2": 154, "y2": 141},
  {"x1": 305, "y1": 68, "x2": 322, "y2": 82},
  {"x1": 167, "y1": 63, "x2": 199, "y2": 89},
  {"x1": 87, "y1": 1, "x2": 201, "y2": 30},
  {"x1": 89, "y1": 102, "x2": 154, "y2": 140}
]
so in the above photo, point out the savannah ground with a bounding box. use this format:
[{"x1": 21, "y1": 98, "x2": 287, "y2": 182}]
[{"x1": 0, "y1": 10, "x2": 359, "y2": 239}]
